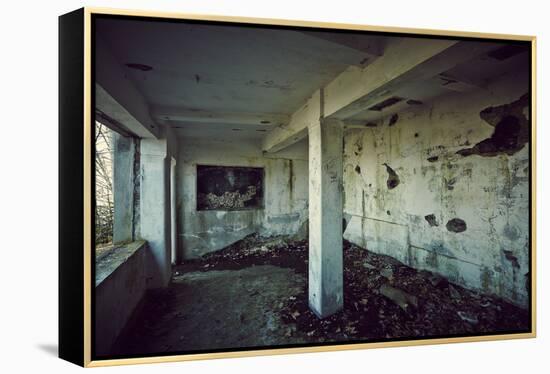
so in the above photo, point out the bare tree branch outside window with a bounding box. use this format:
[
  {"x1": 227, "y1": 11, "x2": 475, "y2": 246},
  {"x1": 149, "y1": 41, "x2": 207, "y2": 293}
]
[{"x1": 95, "y1": 122, "x2": 114, "y2": 252}]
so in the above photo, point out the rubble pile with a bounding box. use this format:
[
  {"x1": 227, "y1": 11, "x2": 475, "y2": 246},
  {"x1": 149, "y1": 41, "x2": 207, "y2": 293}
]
[{"x1": 175, "y1": 236, "x2": 529, "y2": 342}]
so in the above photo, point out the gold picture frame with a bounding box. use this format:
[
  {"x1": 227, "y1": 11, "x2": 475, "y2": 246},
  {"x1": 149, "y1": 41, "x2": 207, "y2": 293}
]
[{"x1": 59, "y1": 6, "x2": 536, "y2": 367}]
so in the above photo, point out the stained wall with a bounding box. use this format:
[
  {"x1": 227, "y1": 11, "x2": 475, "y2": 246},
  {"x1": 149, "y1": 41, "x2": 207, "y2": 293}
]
[
  {"x1": 343, "y1": 69, "x2": 531, "y2": 308},
  {"x1": 177, "y1": 137, "x2": 308, "y2": 259}
]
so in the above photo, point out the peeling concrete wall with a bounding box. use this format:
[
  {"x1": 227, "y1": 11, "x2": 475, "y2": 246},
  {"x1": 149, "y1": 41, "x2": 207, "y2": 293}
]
[
  {"x1": 178, "y1": 137, "x2": 308, "y2": 259},
  {"x1": 343, "y1": 70, "x2": 530, "y2": 308}
]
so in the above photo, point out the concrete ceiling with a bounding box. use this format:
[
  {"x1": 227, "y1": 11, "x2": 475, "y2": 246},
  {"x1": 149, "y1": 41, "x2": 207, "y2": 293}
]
[
  {"x1": 96, "y1": 18, "x2": 529, "y2": 142},
  {"x1": 97, "y1": 18, "x2": 384, "y2": 139}
]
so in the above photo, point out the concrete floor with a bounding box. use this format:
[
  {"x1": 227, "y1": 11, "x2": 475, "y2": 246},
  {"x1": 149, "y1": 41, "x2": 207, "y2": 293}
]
[
  {"x1": 111, "y1": 236, "x2": 530, "y2": 357},
  {"x1": 111, "y1": 265, "x2": 309, "y2": 356}
]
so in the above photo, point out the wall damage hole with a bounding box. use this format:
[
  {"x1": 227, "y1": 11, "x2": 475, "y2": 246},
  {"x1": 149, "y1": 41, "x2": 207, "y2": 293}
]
[
  {"x1": 457, "y1": 116, "x2": 522, "y2": 157},
  {"x1": 196, "y1": 165, "x2": 264, "y2": 210},
  {"x1": 456, "y1": 94, "x2": 529, "y2": 157},
  {"x1": 388, "y1": 114, "x2": 399, "y2": 127},
  {"x1": 354, "y1": 139, "x2": 363, "y2": 156},
  {"x1": 503, "y1": 250, "x2": 520, "y2": 269},
  {"x1": 407, "y1": 99, "x2": 424, "y2": 105},
  {"x1": 365, "y1": 122, "x2": 377, "y2": 128},
  {"x1": 383, "y1": 163, "x2": 400, "y2": 189},
  {"x1": 445, "y1": 177, "x2": 457, "y2": 191},
  {"x1": 446, "y1": 218, "x2": 467, "y2": 233},
  {"x1": 386, "y1": 210, "x2": 391, "y2": 216},
  {"x1": 414, "y1": 133, "x2": 419, "y2": 138},
  {"x1": 425, "y1": 214, "x2": 438, "y2": 227},
  {"x1": 427, "y1": 156, "x2": 439, "y2": 163},
  {"x1": 355, "y1": 165, "x2": 361, "y2": 174},
  {"x1": 369, "y1": 96, "x2": 404, "y2": 111}
]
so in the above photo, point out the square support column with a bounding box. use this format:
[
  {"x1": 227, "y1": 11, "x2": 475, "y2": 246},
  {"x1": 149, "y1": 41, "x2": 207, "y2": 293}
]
[
  {"x1": 112, "y1": 133, "x2": 136, "y2": 244},
  {"x1": 308, "y1": 118, "x2": 344, "y2": 318},
  {"x1": 140, "y1": 138, "x2": 171, "y2": 289}
]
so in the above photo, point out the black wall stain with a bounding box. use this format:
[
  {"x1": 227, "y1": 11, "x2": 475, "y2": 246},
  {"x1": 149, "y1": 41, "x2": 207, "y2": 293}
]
[
  {"x1": 425, "y1": 214, "x2": 438, "y2": 227},
  {"x1": 388, "y1": 114, "x2": 399, "y2": 127},
  {"x1": 288, "y1": 159, "x2": 294, "y2": 200},
  {"x1": 383, "y1": 163, "x2": 400, "y2": 189},
  {"x1": 446, "y1": 218, "x2": 467, "y2": 233},
  {"x1": 456, "y1": 94, "x2": 529, "y2": 157},
  {"x1": 427, "y1": 156, "x2": 439, "y2": 163},
  {"x1": 445, "y1": 177, "x2": 457, "y2": 190},
  {"x1": 354, "y1": 140, "x2": 363, "y2": 156},
  {"x1": 407, "y1": 99, "x2": 424, "y2": 105},
  {"x1": 503, "y1": 250, "x2": 520, "y2": 269},
  {"x1": 355, "y1": 165, "x2": 361, "y2": 174},
  {"x1": 369, "y1": 96, "x2": 403, "y2": 111}
]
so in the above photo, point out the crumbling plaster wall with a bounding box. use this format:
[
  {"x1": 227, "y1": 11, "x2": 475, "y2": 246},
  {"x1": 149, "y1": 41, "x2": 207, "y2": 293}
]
[
  {"x1": 177, "y1": 137, "x2": 308, "y2": 259},
  {"x1": 343, "y1": 70, "x2": 530, "y2": 308}
]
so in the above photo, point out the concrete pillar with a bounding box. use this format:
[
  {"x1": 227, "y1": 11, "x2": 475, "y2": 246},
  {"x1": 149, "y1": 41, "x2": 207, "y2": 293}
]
[
  {"x1": 170, "y1": 157, "x2": 177, "y2": 264},
  {"x1": 112, "y1": 134, "x2": 135, "y2": 244},
  {"x1": 140, "y1": 138, "x2": 171, "y2": 288},
  {"x1": 308, "y1": 118, "x2": 344, "y2": 318}
]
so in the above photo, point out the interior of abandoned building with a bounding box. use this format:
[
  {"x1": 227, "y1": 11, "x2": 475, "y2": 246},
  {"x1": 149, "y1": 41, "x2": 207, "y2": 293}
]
[{"x1": 93, "y1": 16, "x2": 531, "y2": 358}]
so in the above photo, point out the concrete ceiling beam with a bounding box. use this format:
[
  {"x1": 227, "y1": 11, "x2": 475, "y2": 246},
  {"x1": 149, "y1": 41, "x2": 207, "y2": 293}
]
[
  {"x1": 150, "y1": 106, "x2": 290, "y2": 127},
  {"x1": 95, "y1": 36, "x2": 160, "y2": 139},
  {"x1": 262, "y1": 90, "x2": 321, "y2": 153},
  {"x1": 323, "y1": 39, "x2": 502, "y2": 120}
]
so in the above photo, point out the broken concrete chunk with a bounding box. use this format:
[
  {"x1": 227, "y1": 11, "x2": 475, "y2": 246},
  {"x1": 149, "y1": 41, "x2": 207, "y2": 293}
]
[
  {"x1": 428, "y1": 274, "x2": 447, "y2": 288},
  {"x1": 457, "y1": 311, "x2": 479, "y2": 324},
  {"x1": 380, "y1": 283, "x2": 418, "y2": 310},
  {"x1": 363, "y1": 262, "x2": 376, "y2": 270},
  {"x1": 380, "y1": 267, "x2": 394, "y2": 280},
  {"x1": 448, "y1": 284, "x2": 461, "y2": 300}
]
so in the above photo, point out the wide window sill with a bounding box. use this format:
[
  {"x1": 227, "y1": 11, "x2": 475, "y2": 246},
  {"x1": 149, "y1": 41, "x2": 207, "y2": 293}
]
[{"x1": 95, "y1": 240, "x2": 147, "y2": 287}]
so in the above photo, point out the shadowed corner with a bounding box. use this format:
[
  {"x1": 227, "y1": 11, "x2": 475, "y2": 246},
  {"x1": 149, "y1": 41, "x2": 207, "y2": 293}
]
[{"x1": 36, "y1": 343, "x2": 58, "y2": 357}]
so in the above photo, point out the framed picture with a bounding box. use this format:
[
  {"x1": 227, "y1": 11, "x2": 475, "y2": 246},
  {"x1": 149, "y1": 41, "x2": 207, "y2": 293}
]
[{"x1": 59, "y1": 7, "x2": 536, "y2": 367}]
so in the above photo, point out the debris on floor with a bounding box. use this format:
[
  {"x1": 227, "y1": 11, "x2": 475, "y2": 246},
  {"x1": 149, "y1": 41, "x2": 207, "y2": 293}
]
[{"x1": 111, "y1": 235, "x2": 529, "y2": 356}]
